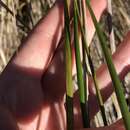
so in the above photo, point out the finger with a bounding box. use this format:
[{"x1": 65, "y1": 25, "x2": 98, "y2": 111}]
[
  {"x1": 0, "y1": 1, "x2": 64, "y2": 122},
  {"x1": 75, "y1": 127, "x2": 114, "y2": 130},
  {"x1": 86, "y1": 0, "x2": 107, "y2": 45},
  {"x1": 42, "y1": 0, "x2": 107, "y2": 100},
  {"x1": 75, "y1": 126, "x2": 124, "y2": 130},
  {"x1": 75, "y1": 119, "x2": 125, "y2": 130},
  {"x1": 0, "y1": 0, "x2": 65, "y2": 125},
  {"x1": 10, "y1": 1, "x2": 64, "y2": 76},
  {"x1": 41, "y1": 0, "x2": 107, "y2": 129},
  {"x1": 89, "y1": 31, "x2": 130, "y2": 118},
  {"x1": 7, "y1": 0, "x2": 107, "y2": 77},
  {"x1": 73, "y1": 31, "x2": 130, "y2": 128},
  {"x1": 72, "y1": 0, "x2": 107, "y2": 75}
]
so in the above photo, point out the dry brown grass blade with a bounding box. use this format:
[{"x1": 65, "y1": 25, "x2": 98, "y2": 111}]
[{"x1": 0, "y1": 0, "x2": 31, "y2": 31}]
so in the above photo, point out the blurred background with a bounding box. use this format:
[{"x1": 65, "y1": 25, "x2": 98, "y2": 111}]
[{"x1": 0, "y1": 0, "x2": 130, "y2": 127}]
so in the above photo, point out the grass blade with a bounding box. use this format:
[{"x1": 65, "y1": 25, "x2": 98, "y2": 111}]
[
  {"x1": 93, "y1": 74, "x2": 108, "y2": 126},
  {"x1": 85, "y1": 0, "x2": 130, "y2": 129},
  {"x1": 64, "y1": 0, "x2": 74, "y2": 130},
  {"x1": 0, "y1": 0, "x2": 31, "y2": 31},
  {"x1": 73, "y1": 0, "x2": 89, "y2": 127},
  {"x1": 75, "y1": 2, "x2": 107, "y2": 125},
  {"x1": 78, "y1": 0, "x2": 90, "y2": 127},
  {"x1": 81, "y1": 8, "x2": 91, "y2": 130}
]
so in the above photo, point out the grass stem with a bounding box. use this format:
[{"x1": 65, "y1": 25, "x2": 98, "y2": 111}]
[
  {"x1": 85, "y1": 0, "x2": 130, "y2": 129},
  {"x1": 64, "y1": 0, "x2": 74, "y2": 129}
]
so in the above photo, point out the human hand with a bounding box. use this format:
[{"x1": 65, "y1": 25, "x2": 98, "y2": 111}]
[
  {"x1": 0, "y1": 0, "x2": 129, "y2": 130},
  {"x1": 77, "y1": 119, "x2": 125, "y2": 130}
]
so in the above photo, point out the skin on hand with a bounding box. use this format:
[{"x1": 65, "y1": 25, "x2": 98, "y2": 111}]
[
  {"x1": 0, "y1": 0, "x2": 129, "y2": 130},
  {"x1": 77, "y1": 119, "x2": 125, "y2": 130},
  {"x1": 0, "y1": 107, "x2": 18, "y2": 130}
]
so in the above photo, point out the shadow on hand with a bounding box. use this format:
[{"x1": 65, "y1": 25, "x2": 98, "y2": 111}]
[
  {"x1": 0, "y1": 62, "x2": 66, "y2": 129},
  {"x1": 0, "y1": 64, "x2": 44, "y2": 123}
]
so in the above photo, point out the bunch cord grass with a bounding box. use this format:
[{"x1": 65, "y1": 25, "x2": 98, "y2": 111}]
[
  {"x1": 73, "y1": 0, "x2": 89, "y2": 127},
  {"x1": 64, "y1": 0, "x2": 74, "y2": 130},
  {"x1": 75, "y1": 0, "x2": 107, "y2": 126},
  {"x1": 65, "y1": 0, "x2": 130, "y2": 130},
  {"x1": 85, "y1": 0, "x2": 130, "y2": 130}
]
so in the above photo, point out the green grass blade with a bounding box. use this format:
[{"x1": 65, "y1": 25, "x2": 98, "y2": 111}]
[
  {"x1": 75, "y1": 3, "x2": 107, "y2": 125},
  {"x1": 65, "y1": 27, "x2": 73, "y2": 98},
  {"x1": 73, "y1": 0, "x2": 88, "y2": 127},
  {"x1": 74, "y1": 0, "x2": 85, "y2": 107},
  {"x1": 93, "y1": 74, "x2": 108, "y2": 126},
  {"x1": 81, "y1": 0, "x2": 90, "y2": 127},
  {"x1": 78, "y1": 0, "x2": 91, "y2": 127},
  {"x1": 64, "y1": 0, "x2": 74, "y2": 130},
  {"x1": 85, "y1": 0, "x2": 130, "y2": 129}
]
